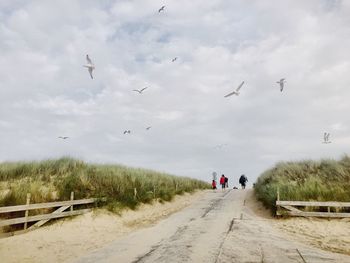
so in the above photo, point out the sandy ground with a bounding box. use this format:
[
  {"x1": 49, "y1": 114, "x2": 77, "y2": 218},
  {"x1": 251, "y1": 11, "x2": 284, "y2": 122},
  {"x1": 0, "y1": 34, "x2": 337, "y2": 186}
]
[
  {"x1": 275, "y1": 217, "x2": 350, "y2": 255},
  {"x1": 0, "y1": 191, "x2": 205, "y2": 263},
  {"x1": 244, "y1": 191, "x2": 350, "y2": 255},
  {"x1": 75, "y1": 190, "x2": 350, "y2": 263},
  {"x1": 1, "y1": 189, "x2": 349, "y2": 262}
]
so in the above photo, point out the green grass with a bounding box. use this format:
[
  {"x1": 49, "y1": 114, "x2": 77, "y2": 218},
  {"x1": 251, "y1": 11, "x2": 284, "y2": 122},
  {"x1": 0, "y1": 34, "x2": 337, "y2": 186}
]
[
  {"x1": 0, "y1": 157, "x2": 210, "y2": 212},
  {"x1": 254, "y1": 155, "x2": 350, "y2": 213}
]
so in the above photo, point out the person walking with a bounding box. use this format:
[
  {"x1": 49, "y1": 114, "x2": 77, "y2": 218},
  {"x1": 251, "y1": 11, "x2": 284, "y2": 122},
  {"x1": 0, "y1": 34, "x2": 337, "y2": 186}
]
[
  {"x1": 220, "y1": 174, "x2": 226, "y2": 190},
  {"x1": 212, "y1": 180, "x2": 217, "y2": 190},
  {"x1": 239, "y1": 174, "x2": 248, "y2": 189},
  {"x1": 225, "y1": 176, "x2": 228, "y2": 188}
]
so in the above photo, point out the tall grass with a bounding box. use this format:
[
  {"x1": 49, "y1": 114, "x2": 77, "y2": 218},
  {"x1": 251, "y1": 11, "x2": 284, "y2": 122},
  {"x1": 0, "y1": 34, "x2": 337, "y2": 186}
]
[
  {"x1": 254, "y1": 155, "x2": 350, "y2": 213},
  {"x1": 0, "y1": 157, "x2": 210, "y2": 211}
]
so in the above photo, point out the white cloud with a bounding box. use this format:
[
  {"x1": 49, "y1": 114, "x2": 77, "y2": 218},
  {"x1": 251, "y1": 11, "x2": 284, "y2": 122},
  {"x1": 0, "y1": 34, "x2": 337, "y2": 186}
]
[{"x1": 0, "y1": 0, "x2": 349, "y2": 184}]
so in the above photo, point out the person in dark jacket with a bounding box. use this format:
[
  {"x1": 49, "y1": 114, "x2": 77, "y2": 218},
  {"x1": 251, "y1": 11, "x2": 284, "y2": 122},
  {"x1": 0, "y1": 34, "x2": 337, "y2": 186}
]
[
  {"x1": 239, "y1": 174, "x2": 248, "y2": 189},
  {"x1": 224, "y1": 176, "x2": 228, "y2": 188}
]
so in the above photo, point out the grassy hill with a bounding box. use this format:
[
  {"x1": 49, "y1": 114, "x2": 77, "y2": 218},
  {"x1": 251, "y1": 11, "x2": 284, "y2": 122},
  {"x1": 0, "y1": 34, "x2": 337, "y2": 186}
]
[
  {"x1": 0, "y1": 157, "x2": 210, "y2": 212},
  {"x1": 254, "y1": 155, "x2": 350, "y2": 213}
]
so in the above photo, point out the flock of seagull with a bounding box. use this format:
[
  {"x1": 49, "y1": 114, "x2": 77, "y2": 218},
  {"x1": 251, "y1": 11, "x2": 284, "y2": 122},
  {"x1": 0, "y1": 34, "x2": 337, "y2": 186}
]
[{"x1": 60, "y1": 5, "x2": 332, "y2": 146}]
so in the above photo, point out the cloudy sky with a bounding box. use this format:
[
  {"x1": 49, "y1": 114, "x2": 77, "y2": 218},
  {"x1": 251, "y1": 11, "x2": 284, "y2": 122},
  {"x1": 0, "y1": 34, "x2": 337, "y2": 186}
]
[{"x1": 0, "y1": 0, "x2": 349, "y2": 185}]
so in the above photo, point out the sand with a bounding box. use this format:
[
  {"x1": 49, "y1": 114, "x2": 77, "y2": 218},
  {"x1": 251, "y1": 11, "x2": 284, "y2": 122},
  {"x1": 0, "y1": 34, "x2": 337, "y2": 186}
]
[
  {"x1": 1, "y1": 189, "x2": 349, "y2": 262},
  {"x1": 275, "y1": 217, "x2": 350, "y2": 255},
  {"x1": 245, "y1": 190, "x2": 350, "y2": 256},
  {"x1": 0, "y1": 191, "x2": 206, "y2": 263},
  {"x1": 74, "y1": 189, "x2": 350, "y2": 263}
]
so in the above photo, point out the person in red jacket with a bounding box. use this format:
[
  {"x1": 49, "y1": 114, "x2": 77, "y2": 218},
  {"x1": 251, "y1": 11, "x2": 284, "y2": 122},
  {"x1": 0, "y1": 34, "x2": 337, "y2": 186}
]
[
  {"x1": 220, "y1": 174, "x2": 226, "y2": 190},
  {"x1": 212, "y1": 180, "x2": 217, "y2": 190}
]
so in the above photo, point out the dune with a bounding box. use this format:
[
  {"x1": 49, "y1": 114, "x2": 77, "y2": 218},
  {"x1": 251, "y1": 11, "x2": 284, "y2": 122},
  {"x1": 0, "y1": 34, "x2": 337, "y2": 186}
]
[{"x1": 0, "y1": 191, "x2": 206, "y2": 263}]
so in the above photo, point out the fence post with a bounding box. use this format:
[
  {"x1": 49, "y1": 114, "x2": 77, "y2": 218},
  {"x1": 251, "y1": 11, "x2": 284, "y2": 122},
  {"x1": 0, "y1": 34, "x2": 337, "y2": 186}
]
[
  {"x1": 153, "y1": 185, "x2": 156, "y2": 199},
  {"x1": 24, "y1": 193, "x2": 31, "y2": 230},
  {"x1": 70, "y1": 192, "x2": 74, "y2": 212},
  {"x1": 134, "y1": 188, "x2": 137, "y2": 199},
  {"x1": 277, "y1": 187, "x2": 280, "y2": 201}
]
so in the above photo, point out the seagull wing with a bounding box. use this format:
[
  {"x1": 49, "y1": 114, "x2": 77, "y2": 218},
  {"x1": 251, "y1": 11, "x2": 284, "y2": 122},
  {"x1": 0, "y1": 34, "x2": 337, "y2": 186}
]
[
  {"x1": 86, "y1": 54, "x2": 92, "y2": 64},
  {"x1": 224, "y1": 91, "x2": 237, "y2": 98},
  {"x1": 140, "y1": 87, "x2": 148, "y2": 92},
  {"x1": 88, "y1": 67, "x2": 93, "y2": 79},
  {"x1": 324, "y1": 132, "x2": 328, "y2": 141},
  {"x1": 236, "y1": 81, "x2": 244, "y2": 92}
]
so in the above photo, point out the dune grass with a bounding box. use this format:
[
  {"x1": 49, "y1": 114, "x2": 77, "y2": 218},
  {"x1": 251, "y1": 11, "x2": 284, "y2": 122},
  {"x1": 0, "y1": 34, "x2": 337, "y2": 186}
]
[
  {"x1": 0, "y1": 157, "x2": 210, "y2": 212},
  {"x1": 254, "y1": 155, "x2": 350, "y2": 213}
]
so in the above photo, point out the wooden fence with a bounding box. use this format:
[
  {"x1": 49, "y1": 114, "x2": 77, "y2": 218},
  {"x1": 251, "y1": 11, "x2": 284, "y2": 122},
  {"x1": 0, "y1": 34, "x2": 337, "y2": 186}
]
[
  {"x1": 0, "y1": 192, "x2": 105, "y2": 236},
  {"x1": 276, "y1": 189, "x2": 350, "y2": 218}
]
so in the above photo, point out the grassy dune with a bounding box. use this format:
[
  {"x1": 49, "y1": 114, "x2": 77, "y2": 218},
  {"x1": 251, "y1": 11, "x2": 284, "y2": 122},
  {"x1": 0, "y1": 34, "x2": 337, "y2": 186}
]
[
  {"x1": 0, "y1": 157, "x2": 210, "y2": 212},
  {"x1": 254, "y1": 155, "x2": 350, "y2": 213}
]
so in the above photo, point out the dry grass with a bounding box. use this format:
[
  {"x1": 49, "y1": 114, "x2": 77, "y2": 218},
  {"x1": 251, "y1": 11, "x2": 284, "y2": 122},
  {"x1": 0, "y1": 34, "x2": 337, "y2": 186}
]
[
  {"x1": 0, "y1": 157, "x2": 210, "y2": 212},
  {"x1": 254, "y1": 155, "x2": 350, "y2": 213}
]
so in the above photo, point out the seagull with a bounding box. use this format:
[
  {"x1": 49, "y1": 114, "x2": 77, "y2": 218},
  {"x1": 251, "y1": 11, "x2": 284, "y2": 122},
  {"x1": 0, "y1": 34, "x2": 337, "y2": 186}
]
[
  {"x1": 123, "y1": 130, "x2": 131, "y2": 135},
  {"x1": 172, "y1": 57, "x2": 178, "y2": 62},
  {"x1": 158, "y1": 6, "x2": 165, "y2": 13},
  {"x1": 83, "y1": 54, "x2": 95, "y2": 79},
  {"x1": 224, "y1": 81, "x2": 245, "y2": 97},
  {"x1": 276, "y1": 78, "x2": 286, "y2": 92},
  {"x1": 58, "y1": 136, "x2": 69, "y2": 140},
  {"x1": 214, "y1": 144, "x2": 228, "y2": 149},
  {"x1": 133, "y1": 87, "x2": 148, "y2": 94},
  {"x1": 146, "y1": 126, "x2": 152, "y2": 130},
  {"x1": 323, "y1": 132, "x2": 331, "y2": 144}
]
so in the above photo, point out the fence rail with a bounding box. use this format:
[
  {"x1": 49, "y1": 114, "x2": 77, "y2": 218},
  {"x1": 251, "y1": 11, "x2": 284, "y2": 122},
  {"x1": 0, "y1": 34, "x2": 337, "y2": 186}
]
[
  {"x1": 0, "y1": 198, "x2": 102, "y2": 213},
  {"x1": 0, "y1": 209, "x2": 91, "y2": 227},
  {"x1": 276, "y1": 189, "x2": 350, "y2": 218},
  {"x1": 276, "y1": 200, "x2": 350, "y2": 207},
  {"x1": 0, "y1": 192, "x2": 105, "y2": 235}
]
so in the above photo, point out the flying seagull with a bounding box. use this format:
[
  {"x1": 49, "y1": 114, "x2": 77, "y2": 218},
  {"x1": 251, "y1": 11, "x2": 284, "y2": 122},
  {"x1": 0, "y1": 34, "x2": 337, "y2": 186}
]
[
  {"x1": 146, "y1": 126, "x2": 152, "y2": 130},
  {"x1": 214, "y1": 144, "x2": 228, "y2": 149},
  {"x1": 172, "y1": 57, "x2": 178, "y2": 62},
  {"x1": 158, "y1": 6, "x2": 165, "y2": 13},
  {"x1": 276, "y1": 78, "x2": 286, "y2": 92},
  {"x1": 83, "y1": 54, "x2": 95, "y2": 79},
  {"x1": 323, "y1": 132, "x2": 331, "y2": 144},
  {"x1": 58, "y1": 136, "x2": 69, "y2": 140},
  {"x1": 224, "y1": 81, "x2": 245, "y2": 97},
  {"x1": 133, "y1": 87, "x2": 148, "y2": 94},
  {"x1": 123, "y1": 130, "x2": 131, "y2": 135}
]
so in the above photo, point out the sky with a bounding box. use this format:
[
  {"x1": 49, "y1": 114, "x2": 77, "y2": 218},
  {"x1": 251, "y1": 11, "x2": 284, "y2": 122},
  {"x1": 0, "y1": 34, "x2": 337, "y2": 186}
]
[{"x1": 0, "y1": 0, "x2": 349, "y2": 186}]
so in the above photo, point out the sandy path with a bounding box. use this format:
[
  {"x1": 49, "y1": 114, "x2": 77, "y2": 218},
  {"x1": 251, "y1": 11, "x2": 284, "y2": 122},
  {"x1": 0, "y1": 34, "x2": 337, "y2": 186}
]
[
  {"x1": 0, "y1": 191, "x2": 205, "y2": 263},
  {"x1": 75, "y1": 189, "x2": 350, "y2": 263}
]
